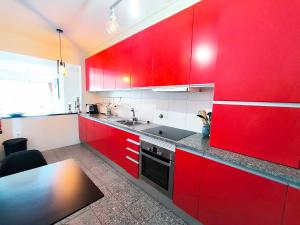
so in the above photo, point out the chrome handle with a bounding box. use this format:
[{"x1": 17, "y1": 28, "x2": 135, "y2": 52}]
[
  {"x1": 126, "y1": 147, "x2": 139, "y2": 155},
  {"x1": 141, "y1": 152, "x2": 171, "y2": 167},
  {"x1": 126, "y1": 138, "x2": 140, "y2": 146},
  {"x1": 126, "y1": 156, "x2": 139, "y2": 164}
]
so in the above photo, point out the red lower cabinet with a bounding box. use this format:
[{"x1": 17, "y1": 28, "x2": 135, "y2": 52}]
[
  {"x1": 283, "y1": 187, "x2": 300, "y2": 225},
  {"x1": 173, "y1": 149, "x2": 287, "y2": 225},
  {"x1": 173, "y1": 149, "x2": 201, "y2": 218},
  {"x1": 81, "y1": 118, "x2": 140, "y2": 178},
  {"x1": 78, "y1": 116, "x2": 87, "y2": 142},
  {"x1": 197, "y1": 158, "x2": 287, "y2": 225}
]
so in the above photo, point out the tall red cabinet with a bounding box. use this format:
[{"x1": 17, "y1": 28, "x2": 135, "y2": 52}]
[
  {"x1": 210, "y1": 104, "x2": 300, "y2": 168},
  {"x1": 214, "y1": 0, "x2": 300, "y2": 102}
]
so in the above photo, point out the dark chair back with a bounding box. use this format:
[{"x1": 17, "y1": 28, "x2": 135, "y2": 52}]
[{"x1": 0, "y1": 150, "x2": 47, "y2": 177}]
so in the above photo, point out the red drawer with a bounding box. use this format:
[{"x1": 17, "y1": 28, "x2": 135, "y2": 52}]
[
  {"x1": 210, "y1": 104, "x2": 300, "y2": 168},
  {"x1": 124, "y1": 147, "x2": 139, "y2": 161},
  {"x1": 123, "y1": 155, "x2": 139, "y2": 178}
]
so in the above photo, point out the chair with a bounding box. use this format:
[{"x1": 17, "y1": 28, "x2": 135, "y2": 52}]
[{"x1": 0, "y1": 150, "x2": 47, "y2": 177}]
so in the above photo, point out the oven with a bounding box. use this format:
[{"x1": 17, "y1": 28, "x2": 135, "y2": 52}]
[{"x1": 139, "y1": 140, "x2": 175, "y2": 198}]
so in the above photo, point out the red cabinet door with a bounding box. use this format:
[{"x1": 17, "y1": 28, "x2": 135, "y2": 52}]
[
  {"x1": 152, "y1": 6, "x2": 193, "y2": 86},
  {"x1": 214, "y1": 0, "x2": 300, "y2": 102},
  {"x1": 210, "y1": 104, "x2": 300, "y2": 168},
  {"x1": 131, "y1": 26, "x2": 154, "y2": 88},
  {"x1": 115, "y1": 39, "x2": 132, "y2": 89},
  {"x1": 173, "y1": 149, "x2": 201, "y2": 218},
  {"x1": 85, "y1": 57, "x2": 94, "y2": 91},
  {"x1": 94, "y1": 53, "x2": 103, "y2": 91},
  {"x1": 190, "y1": 0, "x2": 219, "y2": 84},
  {"x1": 283, "y1": 187, "x2": 300, "y2": 225},
  {"x1": 78, "y1": 116, "x2": 87, "y2": 142},
  {"x1": 198, "y1": 157, "x2": 287, "y2": 225},
  {"x1": 102, "y1": 46, "x2": 116, "y2": 90}
]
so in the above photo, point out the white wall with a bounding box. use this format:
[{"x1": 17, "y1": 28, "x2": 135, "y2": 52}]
[
  {"x1": 97, "y1": 89, "x2": 213, "y2": 133},
  {"x1": 0, "y1": 114, "x2": 80, "y2": 159}
]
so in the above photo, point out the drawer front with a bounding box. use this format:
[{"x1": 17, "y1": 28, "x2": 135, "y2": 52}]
[
  {"x1": 123, "y1": 155, "x2": 139, "y2": 178},
  {"x1": 125, "y1": 140, "x2": 140, "y2": 152},
  {"x1": 124, "y1": 147, "x2": 139, "y2": 161}
]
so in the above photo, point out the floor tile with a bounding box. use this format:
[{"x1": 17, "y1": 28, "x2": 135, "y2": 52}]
[{"x1": 62, "y1": 209, "x2": 101, "y2": 225}]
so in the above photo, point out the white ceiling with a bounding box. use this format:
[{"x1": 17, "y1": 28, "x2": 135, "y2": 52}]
[{"x1": 0, "y1": 0, "x2": 199, "y2": 56}]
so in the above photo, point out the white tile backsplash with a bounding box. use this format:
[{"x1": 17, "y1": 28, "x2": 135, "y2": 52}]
[{"x1": 96, "y1": 88, "x2": 213, "y2": 133}]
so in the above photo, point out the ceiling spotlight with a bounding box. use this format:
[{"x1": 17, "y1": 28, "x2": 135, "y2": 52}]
[
  {"x1": 106, "y1": 0, "x2": 123, "y2": 34},
  {"x1": 106, "y1": 8, "x2": 119, "y2": 34}
]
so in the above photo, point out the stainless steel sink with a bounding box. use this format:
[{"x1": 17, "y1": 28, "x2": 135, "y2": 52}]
[{"x1": 117, "y1": 120, "x2": 141, "y2": 126}]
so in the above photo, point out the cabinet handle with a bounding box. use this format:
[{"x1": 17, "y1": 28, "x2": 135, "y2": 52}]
[
  {"x1": 126, "y1": 138, "x2": 140, "y2": 146},
  {"x1": 126, "y1": 156, "x2": 139, "y2": 165},
  {"x1": 126, "y1": 147, "x2": 139, "y2": 155}
]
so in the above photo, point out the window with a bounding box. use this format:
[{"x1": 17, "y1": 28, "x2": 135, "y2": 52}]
[{"x1": 0, "y1": 51, "x2": 81, "y2": 117}]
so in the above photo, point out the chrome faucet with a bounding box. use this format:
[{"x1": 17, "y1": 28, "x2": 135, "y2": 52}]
[{"x1": 131, "y1": 107, "x2": 138, "y2": 122}]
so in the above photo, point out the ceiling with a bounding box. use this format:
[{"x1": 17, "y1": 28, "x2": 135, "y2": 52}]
[{"x1": 0, "y1": 0, "x2": 197, "y2": 56}]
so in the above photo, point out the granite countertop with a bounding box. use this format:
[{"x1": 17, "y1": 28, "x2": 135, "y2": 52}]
[{"x1": 81, "y1": 113, "x2": 300, "y2": 189}]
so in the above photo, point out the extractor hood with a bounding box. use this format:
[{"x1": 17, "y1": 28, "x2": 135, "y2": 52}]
[{"x1": 152, "y1": 84, "x2": 214, "y2": 92}]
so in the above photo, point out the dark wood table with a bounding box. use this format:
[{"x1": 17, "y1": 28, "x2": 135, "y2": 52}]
[{"x1": 0, "y1": 159, "x2": 104, "y2": 225}]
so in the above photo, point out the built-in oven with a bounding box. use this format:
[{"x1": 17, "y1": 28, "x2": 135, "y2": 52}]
[{"x1": 139, "y1": 140, "x2": 175, "y2": 198}]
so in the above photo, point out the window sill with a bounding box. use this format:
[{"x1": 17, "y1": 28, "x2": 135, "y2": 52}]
[{"x1": 0, "y1": 112, "x2": 78, "y2": 120}]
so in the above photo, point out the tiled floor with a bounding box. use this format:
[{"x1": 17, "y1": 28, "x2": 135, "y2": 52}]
[{"x1": 42, "y1": 144, "x2": 187, "y2": 225}]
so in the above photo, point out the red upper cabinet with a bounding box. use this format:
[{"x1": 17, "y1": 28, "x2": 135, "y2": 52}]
[
  {"x1": 131, "y1": 27, "x2": 154, "y2": 88},
  {"x1": 85, "y1": 56, "x2": 94, "y2": 91},
  {"x1": 93, "y1": 53, "x2": 103, "y2": 91},
  {"x1": 283, "y1": 187, "x2": 300, "y2": 225},
  {"x1": 214, "y1": 0, "x2": 300, "y2": 102},
  {"x1": 173, "y1": 149, "x2": 201, "y2": 218},
  {"x1": 190, "y1": 0, "x2": 219, "y2": 84},
  {"x1": 102, "y1": 46, "x2": 116, "y2": 90},
  {"x1": 115, "y1": 39, "x2": 132, "y2": 89},
  {"x1": 210, "y1": 104, "x2": 300, "y2": 168},
  {"x1": 152, "y1": 7, "x2": 193, "y2": 86},
  {"x1": 197, "y1": 157, "x2": 287, "y2": 225}
]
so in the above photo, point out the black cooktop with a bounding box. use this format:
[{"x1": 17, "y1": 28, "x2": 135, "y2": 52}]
[{"x1": 142, "y1": 125, "x2": 196, "y2": 141}]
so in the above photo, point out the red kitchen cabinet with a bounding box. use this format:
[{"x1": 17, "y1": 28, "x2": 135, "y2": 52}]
[
  {"x1": 197, "y1": 157, "x2": 287, "y2": 225},
  {"x1": 115, "y1": 39, "x2": 132, "y2": 89},
  {"x1": 214, "y1": 0, "x2": 300, "y2": 102},
  {"x1": 173, "y1": 149, "x2": 201, "y2": 218},
  {"x1": 85, "y1": 56, "x2": 94, "y2": 91},
  {"x1": 283, "y1": 187, "x2": 300, "y2": 225},
  {"x1": 190, "y1": 0, "x2": 219, "y2": 84},
  {"x1": 152, "y1": 6, "x2": 193, "y2": 86},
  {"x1": 78, "y1": 116, "x2": 87, "y2": 142},
  {"x1": 93, "y1": 53, "x2": 103, "y2": 91},
  {"x1": 101, "y1": 46, "x2": 116, "y2": 90},
  {"x1": 210, "y1": 104, "x2": 300, "y2": 168},
  {"x1": 131, "y1": 26, "x2": 154, "y2": 88}
]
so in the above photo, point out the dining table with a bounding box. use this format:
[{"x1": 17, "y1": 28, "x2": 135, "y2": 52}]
[{"x1": 0, "y1": 159, "x2": 104, "y2": 225}]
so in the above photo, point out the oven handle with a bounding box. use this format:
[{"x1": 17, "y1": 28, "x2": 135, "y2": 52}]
[{"x1": 141, "y1": 152, "x2": 172, "y2": 167}]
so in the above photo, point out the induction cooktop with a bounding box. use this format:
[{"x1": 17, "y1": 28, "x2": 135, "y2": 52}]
[{"x1": 142, "y1": 125, "x2": 196, "y2": 141}]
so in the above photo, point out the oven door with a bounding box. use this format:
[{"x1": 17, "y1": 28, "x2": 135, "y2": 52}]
[{"x1": 140, "y1": 151, "x2": 174, "y2": 198}]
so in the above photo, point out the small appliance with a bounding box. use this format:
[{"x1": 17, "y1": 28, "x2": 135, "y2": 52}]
[{"x1": 86, "y1": 104, "x2": 99, "y2": 114}]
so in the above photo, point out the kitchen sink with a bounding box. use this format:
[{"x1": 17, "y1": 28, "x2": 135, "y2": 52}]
[{"x1": 117, "y1": 120, "x2": 141, "y2": 126}]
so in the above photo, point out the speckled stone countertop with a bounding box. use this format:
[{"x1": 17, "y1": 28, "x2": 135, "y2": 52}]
[{"x1": 81, "y1": 113, "x2": 300, "y2": 189}]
